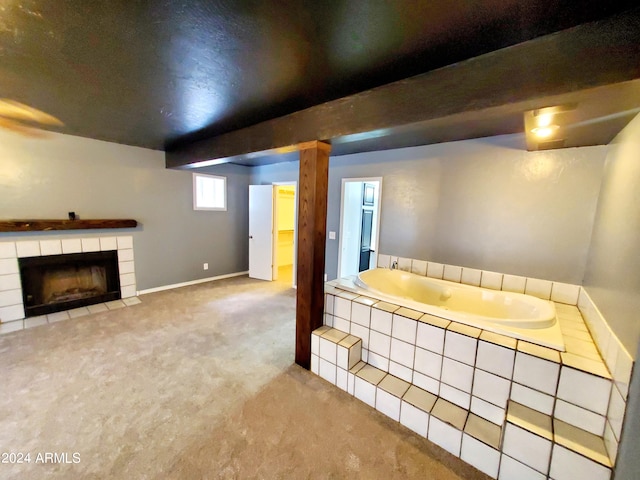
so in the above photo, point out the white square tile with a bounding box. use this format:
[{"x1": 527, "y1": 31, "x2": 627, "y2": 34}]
[
  {"x1": 311, "y1": 354, "x2": 319, "y2": 374},
  {"x1": 354, "y1": 377, "x2": 377, "y2": 407},
  {"x1": 392, "y1": 314, "x2": 418, "y2": 344},
  {"x1": 334, "y1": 297, "x2": 351, "y2": 320},
  {"x1": 554, "y1": 399, "x2": 605, "y2": 436},
  {"x1": 367, "y1": 351, "x2": 389, "y2": 371},
  {"x1": 351, "y1": 302, "x2": 370, "y2": 327},
  {"x1": 443, "y1": 264, "x2": 462, "y2": 283},
  {"x1": 16, "y1": 241, "x2": 40, "y2": 257},
  {"x1": 122, "y1": 296, "x2": 141, "y2": 307},
  {"x1": 502, "y1": 274, "x2": 527, "y2": 294},
  {"x1": 461, "y1": 434, "x2": 500, "y2": 478},
  {"x1": 117, "y1": 248, "x2": 134, "y2": 262},
  {"x1": 350, "y1": 323, "x2": 370, "y2": 350},
  {"x1": 39, "y1": 239, "x2": 62, "y2": 256},
  {"x1": 120, "y1": 272, "x2": 136, "y2": 287},
  {"x1": 377, "y1": 254, "x2": 390, "y2": 268},
  {"x1": 427, "y1": 262, "x2": 444, "y2": 279},
  {"x1": 0, "y1": 320, "x2": 24, "y2": 334},
  {"x1": 549, "y1": 444, "x2": 611, "y2": 480},
  {"x1": 324, "y1": 293, "x2": 334, "y2": 314},
  {"x1": 0, "y1": 289, "x2": 22, "y2": 307},
  {"x1": 390, "y1": 338, "x2": 415, "y2": 368},
  {"x1": 513, "y1": 352, "x2": 559, "y2": 396},
  {"x1": 470, "y1": 397, "x2": 505, "y2": 425},
  {"x1": 319, "y1": 358, "x2": 336, "y2": 384},
  {"x1": 397, "y1": 257, "x2": 412, "y2": 272},
  {"x1": 551, "y1": 282, "x2": 580, "y2": 305},
  {"x1": 607, "y1": 385, "x2": 625, "y2": 440},
  {"x1": 371, "y1": 308, "x2": 392, "y2": 335},
  {"x1": 614, "y1": 346, "x2": 633, "y2": 400},
  {"x1": 413, "y1": 371, "x2": 440, "y2": 396},
  {"x1": 121, "y1": 285, "x2": 137, "y2": 298},
  {"x1": 361, "y1": 348, "x2": 369, "y2": 363},
  {"x1": 87, "y1": 303, "x2": 109, "y2": 314},
  {"x1": 400, "y1": 401, "x2": 429, "y2": 437},
  {"x1": 461, "y1": 267, "x2": 481, "y2": 286},
  {"x1": 499, "y1": 454, "x2": 546, "y2": 480},
  {"x1": 117, "y1": 236, "x2": 133, "y2": 250},
  {"x1": 0, "y1": 304, "x2": 24, "y2": 322},
  {"x1": 444, "y1": 330, "x2": 477, "y2": 366},
  {"x1": 347, "y1": 371, "x2": 356, "y2": 395},
  {"x1": 0, "y1": 242, "x2": 16, "y2": 259},
  {"x1": 376, "y1": 388, "x2": 402, "y2": 421},
  {"x1": 324, "y1": 314, "x2": 334, "y2": 327},
  {"x1": 414, "y1": 347, "x2": 442, "y2": 379},
  {"x1": 0, "y1": 258, "x2": 19, "y2": 275},
  {"x1": 473, "y1": 369, "x2": 511, "y2": 408},
  {"x1": 369, "y1": 330, "x2": 391, "y2": 357},
  {"x1": 441, "y1": 357, "x2": 473, "y2": 393},
  {"x1": 502, "y1": 423, "x2": 552, "y2": 475},
  {"x1": 604, "y1": 422, "x2": 618, "y2": 465},
  {"x1": 24, "y1": 315, "x2": 47, "y2": 328},
  {"x1": 332, "y1": 315, "x2": 350, "y2": 333},
  {"x1": 525, "y1": 278, "x2": 552, "y2": 300},
  {"x1": 100, "y1": 236, "x2": 118, "y2": 251},
  {"x1": 411, "y1": 259, "x2": 427, "y2": 276},
  {"x1": 416, "y1": 322, "x2": 446, "y2": 354},
  {"x1": 480, "y1": 271, "x2": 503, "y2": 291},
  {"x1": 336, "y1": 367, "x2": 348, "y2": 391},
  {"x1": 439, "y1": 384, "x2": 470, "y2": 409},
  {"x1": 509, "y1": 383, "x2": 554, "y2": 415},
  {"x1": 61, "y1": 238, "x2": 83, "y2": 254},
  {"x1": 319, "y1": 337, "x2": 337, "y2": 364},
  {"x1": 476, "y1": 340, "x2": 515, "y2": 379},
  {"x1": 389, "y1": 360, "x2": 413, "y2": 382},
  {"x1": 428, "y1": 416, "x2": 462, "y2": 457},
  {"x1": 558, "y1": 367, "x2": 612, "y2": 416},
  {"x1": 0, "y1": 273, "x2": 21, "y2": 291},
  {"x1": 337, "y1": 345, "x2": 348, "y2": 369},
  {"x1": 118, "y1": 261, "x2": 135, "y2": 275},
  {"x1": 81, "y1": 238, "x2": 100, "y2": 252}
]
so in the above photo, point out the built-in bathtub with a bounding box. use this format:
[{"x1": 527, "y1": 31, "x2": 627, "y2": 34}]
[{"x1": 351, "y1": 268, "x2": 564, "y2": 351}]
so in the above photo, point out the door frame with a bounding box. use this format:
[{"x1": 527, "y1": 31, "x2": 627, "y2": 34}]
[
  {"x1": 337, "y1": 177, "x2": 383, "y2": 279},
  {"x1": 273, "y1": 181, "x2": 298, "y2": 287}
]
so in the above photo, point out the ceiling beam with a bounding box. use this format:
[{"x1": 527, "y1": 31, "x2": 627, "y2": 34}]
[{"x1": 166, "y1": 8, "x2": 640, "y2": 169}]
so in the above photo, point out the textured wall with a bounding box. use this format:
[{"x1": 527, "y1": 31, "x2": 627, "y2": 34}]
[
  {"x1": 251, "y1": 134, "x2": 606, "y2": 283},
  {"x1": 0, "y1": 131, "x2": 250, "y2": 290}
]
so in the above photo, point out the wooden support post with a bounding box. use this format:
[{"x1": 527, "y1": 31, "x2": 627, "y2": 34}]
[{"x1": 295, "y1": 141, "x2": 331, "y2": 369}]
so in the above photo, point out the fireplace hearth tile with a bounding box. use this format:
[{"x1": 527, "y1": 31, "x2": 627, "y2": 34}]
[
  {"x1": 106, "y1": 300, "x2": 126, "y2": 310},
  {"x1": 0, "y1": 320, "x2": 23, "y2": 334},
  {"x1": 123, "y1": 297, "x2": 141, "y2": 306},
  {"x1": 68, "y1": 307, "x2": 91, "y2": 319},
  {"x1": 87, "y1": 303, "x2": 109, "y2": 314},
  {"x1": 47, "y1": 311, "x2": 70, "y2": 323},
  {"x1": 24, "y1": 316, "x2": 47, "y2": 328}
]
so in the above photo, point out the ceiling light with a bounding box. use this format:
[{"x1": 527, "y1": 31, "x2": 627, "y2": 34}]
[{"x1": 531, "y1": 125, "x2": 559, "y2": 138}]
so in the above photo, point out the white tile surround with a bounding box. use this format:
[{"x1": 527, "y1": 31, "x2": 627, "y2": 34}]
[
  {"x1": 0, "y1": 236, "x2": 138, "y2": 324},
  {"x1": 315, "y1": 254, "x2": 636, "y2": 479}
]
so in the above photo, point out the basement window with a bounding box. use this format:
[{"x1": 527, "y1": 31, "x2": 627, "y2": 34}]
[{"x1": 193, "y1": 173, "x2": 227, "y2": 211}]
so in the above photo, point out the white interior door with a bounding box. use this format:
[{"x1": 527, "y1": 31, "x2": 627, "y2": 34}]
[{"x1": 249, "y1": 185, "x2": 274, "y2": 281}]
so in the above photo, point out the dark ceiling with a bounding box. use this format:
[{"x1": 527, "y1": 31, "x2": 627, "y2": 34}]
[{"x1": 1, "y1": 0, "x2": 639, "y2": 160}]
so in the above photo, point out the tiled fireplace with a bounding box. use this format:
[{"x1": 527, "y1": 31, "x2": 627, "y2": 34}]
[{"x1": 0, "y1": 236, "x2": 137, "y2": 323}]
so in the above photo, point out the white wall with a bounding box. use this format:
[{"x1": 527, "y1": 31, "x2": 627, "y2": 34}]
[{"x1": 0, "y1": 131, "x2": 250, "y2": 290}]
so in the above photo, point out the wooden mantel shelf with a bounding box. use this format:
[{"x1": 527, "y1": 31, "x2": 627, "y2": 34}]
[{"x1": 0, "y1": 219, "x2": 138, "y2": 232}]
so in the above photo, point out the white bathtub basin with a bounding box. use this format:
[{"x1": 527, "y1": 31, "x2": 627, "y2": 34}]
[{"x1": 350, "y1": 268, "x2": 564, "y2": 351}]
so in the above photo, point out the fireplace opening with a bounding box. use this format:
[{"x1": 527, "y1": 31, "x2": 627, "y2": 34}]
[{"x1": 19, "y1": 251, "x2": 121, "y2": 317}]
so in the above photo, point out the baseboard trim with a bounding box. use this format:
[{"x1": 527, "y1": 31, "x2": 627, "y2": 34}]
[{"x1": 137, "y1": 271, "x2": 249, "y2": 295}]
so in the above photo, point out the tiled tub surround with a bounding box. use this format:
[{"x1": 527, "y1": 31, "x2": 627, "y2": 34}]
[
  {"x1": 316, "y1": 274, "x2": 634, "y2": 478},
  {"x1": 0, "y1": 236, "x2": 138, "y2": 324}
]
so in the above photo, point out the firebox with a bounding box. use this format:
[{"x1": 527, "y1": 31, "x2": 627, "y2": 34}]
[{"x1": 19, "y1": 251, "x2": 121, "y2": 317}]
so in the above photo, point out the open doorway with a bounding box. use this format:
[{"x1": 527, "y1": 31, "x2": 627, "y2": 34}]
[
  {"x1": 337, "y1": 178, "x2": 382, "y2": 279},
  {"x1": 273, "y1": 183, "x2": 297, "y2": 286}
]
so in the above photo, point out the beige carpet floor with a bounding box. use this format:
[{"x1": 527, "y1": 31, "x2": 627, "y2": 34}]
[{"x1": 0, "y1": 276, "x2": 489, "y2": 479}]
